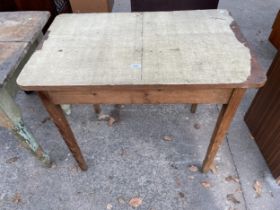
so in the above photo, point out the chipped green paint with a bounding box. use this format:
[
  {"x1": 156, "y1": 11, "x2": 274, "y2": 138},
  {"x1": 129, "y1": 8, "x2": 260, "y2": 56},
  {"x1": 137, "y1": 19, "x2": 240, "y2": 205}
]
[
  {"x1": 0, "y1": 16, "x2": 51, "y2": 167},
  {"x1": 0, "y1": 88, "x2": 51, "y2": 167},
  {"x1": 12, "y1": 121, "x2": 51, "y2": 166}
]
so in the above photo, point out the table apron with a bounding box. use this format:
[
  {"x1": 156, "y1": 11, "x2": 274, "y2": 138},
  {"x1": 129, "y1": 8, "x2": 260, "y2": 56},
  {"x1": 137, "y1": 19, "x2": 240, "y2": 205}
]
[{"x1": 45, "y1": 88, "x2": 234, "y2": 105}]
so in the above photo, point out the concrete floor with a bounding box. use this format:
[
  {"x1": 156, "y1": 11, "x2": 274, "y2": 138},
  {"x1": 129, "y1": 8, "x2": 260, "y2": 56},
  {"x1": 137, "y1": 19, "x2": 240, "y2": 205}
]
[{"x1": 1, "y1": 0, "x2": 280, "y2": 209}]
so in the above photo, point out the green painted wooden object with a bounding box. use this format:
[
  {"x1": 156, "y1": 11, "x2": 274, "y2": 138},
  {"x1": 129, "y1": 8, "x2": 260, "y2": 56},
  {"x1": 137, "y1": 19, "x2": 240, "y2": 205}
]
[{"x1": 0, "y1": 12, "x2": 51, "y2": 166}]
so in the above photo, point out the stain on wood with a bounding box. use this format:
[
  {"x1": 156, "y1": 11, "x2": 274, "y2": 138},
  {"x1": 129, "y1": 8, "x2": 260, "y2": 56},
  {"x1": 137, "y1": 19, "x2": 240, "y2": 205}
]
[
  {"x1": 17, "y1": 10, "x2": 255, "y2": 89},
  {"x1": 0, "y1": 42, "x2": 28, "y2": 86}
]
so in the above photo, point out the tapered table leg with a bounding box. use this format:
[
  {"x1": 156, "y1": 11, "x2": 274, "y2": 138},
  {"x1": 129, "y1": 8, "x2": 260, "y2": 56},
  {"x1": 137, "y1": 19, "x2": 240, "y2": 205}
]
[
  {"x1": 93, "y1": 104, "x2": 101, "y2": 114},
  {"x1": 202, "y1": 89, "x2": 246, "y2": 172},
  {"x1": 38, "y1": 92, "x2": 88, "y2": 171},
  {"x1": 0, "y1": 89, "x2": 51, "y2": 166},
  {"x1": 191, "y1": 104, "x2": 198, "y2": 113}
]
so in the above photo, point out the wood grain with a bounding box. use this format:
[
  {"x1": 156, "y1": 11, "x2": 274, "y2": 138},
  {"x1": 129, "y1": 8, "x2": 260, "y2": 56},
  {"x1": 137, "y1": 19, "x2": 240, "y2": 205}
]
[
  {"x1": 0, "y1": 42, "x2": 28, "y2": 86},
  {"x1": 202, "y1": 88, "x2": 246, "y2": 172},
  {"x1": 38, "y1": 91, "x2": 88, "y2": 171},
  {"x1": 17, "y1": 10, "x2": 257, "y2": 90},
  {"x1": 46, "y1": 88, "x2": 233, "y2": 105}
]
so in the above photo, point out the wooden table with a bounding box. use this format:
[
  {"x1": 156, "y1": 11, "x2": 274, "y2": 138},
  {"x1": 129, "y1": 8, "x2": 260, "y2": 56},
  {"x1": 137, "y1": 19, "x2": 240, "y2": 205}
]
[
  {"x1": 17, "y1": 10, "x2": 266, "y2": 171},
  {"x1": 0, "y1": 12, "x2": 50, "y2": 165}
]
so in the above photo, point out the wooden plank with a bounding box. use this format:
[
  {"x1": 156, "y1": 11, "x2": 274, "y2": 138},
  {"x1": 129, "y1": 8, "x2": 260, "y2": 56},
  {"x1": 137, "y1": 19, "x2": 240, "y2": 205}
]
[
  {"x1": 2, "y1": 33, "x2": 43, "y2": 95},
  {"x1": 38, "y1": 91, "x2": 88, "y2": 171},
  {"x1": 17, "y1": 10, "x2": 260, "y2": 89},
  {"x1": 142, "y1": 11, "x2": 250, "y2": 84},
  {"x1": 202, "y1": 88, "x2": 246, "y2": 172},
  {"x1": 245, "y1": 51, "x2": 280, "y2": 179},
  {"x1": 47, "y1": 88, "x2": 233, "y2": 104},
  {"x1": 0, "y1": 42, "x2": 28, "y2": 86},
  {"x1": 0, "y1": 11, "x2": 50, "y2": 42}
]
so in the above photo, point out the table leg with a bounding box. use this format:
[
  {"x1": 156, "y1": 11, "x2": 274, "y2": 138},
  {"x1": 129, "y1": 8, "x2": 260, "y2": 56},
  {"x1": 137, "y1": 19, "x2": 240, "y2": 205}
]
[
  {"x1": 38, "y1": 92, "x2": 88, "y2": 171},
  {"x1": 202, "y1": 89, "x2": 246, "y2": 172},
  {"x1": 93, "y1": 104, "x2": 101, "y2": 114},
  {"x1": 191, "y1": 104, "x2": 198, "y2": 113},
  {"x1": 0, "y1": 89, "x2": 51, "y2": 166}
]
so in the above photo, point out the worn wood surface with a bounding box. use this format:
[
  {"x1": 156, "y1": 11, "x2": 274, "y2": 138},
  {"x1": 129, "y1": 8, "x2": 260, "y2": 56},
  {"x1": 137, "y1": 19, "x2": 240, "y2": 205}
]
[
  {"x1": 245, "y1": 51, "x2": 280, "y2": 179},
  {"x1": 0, "y1": 11, "x2": 49, "y2": 87},
  {"x1": 17, "y1": 10, "x2": 259, "y2": 90},
  {"x1": 0, "y1": 42, "x2": 28, "y2": 86},
  {"x1": 46, "y1": 88, "x2": 233, "y2": 104},
  {"x1": 0, "y1": 11, "x2": 50, "y2": 42},
  {"x1": 38, "y1": 92, "x2": 88, "y2": 171},
  {"x1": 202, "y1": 88, "x2": 246, "y2": 172},
  {"x1": 3, "y1": 34, "x2": 43, "y2": 96},
  {"x1": 0, "y1": 12, "x2": 51, "y2": 166}
]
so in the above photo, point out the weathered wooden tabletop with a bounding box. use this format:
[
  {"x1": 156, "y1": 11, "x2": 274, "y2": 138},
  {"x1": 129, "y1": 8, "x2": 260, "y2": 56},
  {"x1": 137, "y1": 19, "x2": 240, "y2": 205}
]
[
  {"x1": 0, "y1": 11, "x2": 50, "y2": 86},
  {"x1": 17, "y1": 10, "x2": 265, "y2": 90},
  {"x1": 15, "y1": 10, "x2": 267, "y2": 172},
  {"x1": 0, "y1": 12, "x2": 49, "y2": 42}
]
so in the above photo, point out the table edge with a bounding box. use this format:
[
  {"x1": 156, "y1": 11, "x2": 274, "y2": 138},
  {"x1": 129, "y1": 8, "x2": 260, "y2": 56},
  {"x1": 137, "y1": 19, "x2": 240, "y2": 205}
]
[
  {"x1": 230, "y1": 19, "x2": 266, "y2": 88},
  {"x1": 0, "y1": 11, "x2": 51, "y2": 88}
]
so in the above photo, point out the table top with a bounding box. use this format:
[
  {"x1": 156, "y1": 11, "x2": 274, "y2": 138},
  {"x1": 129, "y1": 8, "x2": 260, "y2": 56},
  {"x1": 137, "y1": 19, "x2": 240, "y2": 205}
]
[
  {"x1": 0, "y1": 11, "x2": 49, "y2": 42},
  {"x1": 17, "y1": 10, "x2": 266, "y2": 91},
  {"x1": 0, "y1": 11, "x2": 50, "y2": 87}
]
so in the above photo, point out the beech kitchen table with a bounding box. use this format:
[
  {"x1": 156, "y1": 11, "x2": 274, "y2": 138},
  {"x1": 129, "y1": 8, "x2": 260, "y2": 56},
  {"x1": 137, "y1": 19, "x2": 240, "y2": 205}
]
[{"x1": 17, "y1": 10, "x2": 266, "y2": 171}]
